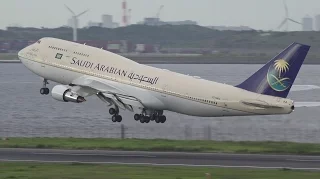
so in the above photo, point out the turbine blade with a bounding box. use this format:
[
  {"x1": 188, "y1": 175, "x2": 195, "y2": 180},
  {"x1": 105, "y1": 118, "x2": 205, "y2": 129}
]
[
  {"x1": 283, "y1": 0, "x2": 288, "y2": 17},
  {"x1": 65, "y1": 4, "x2": 76, "y2": 16},
  {"x1": 288, "y1": 18, "x2": 301, "y2": 24},
  {"x1": 76, "y1": 9, "x2": 89, "y2": 17},
  {"x1": 277, "y1": 18, "x2": 287, "y2": 29}
]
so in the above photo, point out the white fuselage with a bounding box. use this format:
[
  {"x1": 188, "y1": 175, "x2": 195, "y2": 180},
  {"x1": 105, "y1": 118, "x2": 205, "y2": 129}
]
[{"x1": 18, "y1": 38, "x2": 294, "y2": 117}]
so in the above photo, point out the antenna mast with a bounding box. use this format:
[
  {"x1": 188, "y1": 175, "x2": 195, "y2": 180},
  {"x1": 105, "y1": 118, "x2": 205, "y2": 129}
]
[{"x1": 122, "y1": 0, "x2": 128, "y2": 26}]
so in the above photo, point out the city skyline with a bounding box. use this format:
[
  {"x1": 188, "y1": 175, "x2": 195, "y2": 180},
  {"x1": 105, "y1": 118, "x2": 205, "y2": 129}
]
[{"x1": 1, "y1": 0, "x2": 320, "y2": 31}]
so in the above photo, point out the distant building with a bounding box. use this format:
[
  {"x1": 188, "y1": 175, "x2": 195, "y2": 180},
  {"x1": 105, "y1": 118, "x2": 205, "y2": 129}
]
[
  {"x1": 102, "y1": 15, "x2": 113, "y2": 28},
  {"x1": 302, "y1": 15, "x2": 313, "y2": 31},
  {"x1": 87, "y1": 21, "x2": 102, "y2": 27},
  {"x1": 87, "y1": 14, "x2": 118, "y2": 28},
  {"x1": 206, "y1": 25, "x2": 253, "y2": 31},
  {"x1": 315, "y1": 14, "x2": 320, "y2": 31},
  {"x1": 140, "y1": 18, "x2": 161, "y2": 26},
  {"x1": 112, "y1": 22, "x2": 119, "y2": 28}
]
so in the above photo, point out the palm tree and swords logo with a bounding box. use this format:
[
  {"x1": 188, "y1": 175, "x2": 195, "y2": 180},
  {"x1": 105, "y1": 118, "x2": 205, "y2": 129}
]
[{"x1": 267, "y1": 59, "x2": 291, "y2": 91}]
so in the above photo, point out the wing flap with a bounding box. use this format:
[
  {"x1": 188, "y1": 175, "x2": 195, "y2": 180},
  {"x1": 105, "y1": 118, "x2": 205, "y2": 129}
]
[{"x1": 102, "y1": 93, "x2": 145, "y2": 110}]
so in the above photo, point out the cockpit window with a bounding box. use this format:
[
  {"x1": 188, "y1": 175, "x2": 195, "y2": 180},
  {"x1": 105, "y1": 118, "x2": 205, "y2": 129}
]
[{"x1": 37, "y1": 40, "x2": 41, "y2": 44}]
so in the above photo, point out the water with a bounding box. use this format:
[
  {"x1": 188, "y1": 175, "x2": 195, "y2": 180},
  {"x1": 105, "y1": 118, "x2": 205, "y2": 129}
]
[{"x1": 1, "y1": 63, "x2": 320, "y2": 142}]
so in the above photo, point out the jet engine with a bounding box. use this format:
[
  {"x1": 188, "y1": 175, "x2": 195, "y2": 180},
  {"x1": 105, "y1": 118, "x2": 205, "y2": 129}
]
[{"x1": 51, "y1": 85, "x2": 86, "y2": 103}]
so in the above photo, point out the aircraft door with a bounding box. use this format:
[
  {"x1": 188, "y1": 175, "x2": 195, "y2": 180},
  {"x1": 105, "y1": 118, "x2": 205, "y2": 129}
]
[
  {"x1": 161, "y1": 84, "x2": 169, "y2": 97},
  {"x1": 41, "y1": 54, "x2": 48, "y2": 68}
]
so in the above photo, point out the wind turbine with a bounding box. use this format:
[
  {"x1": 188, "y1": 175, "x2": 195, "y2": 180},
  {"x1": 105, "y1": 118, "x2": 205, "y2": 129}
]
[
  {"x1": 65, "y1": 4, "x2": 89, "y2": 41},
  {"x1": 156, "y1": 5, "x2": 164, "y2": 19},
  {"x1": 128, "y1": 9, "x2": 132, "y2": 25},
  {"x1": 277, "y1": 0, "x2": 301, "y2": 31}
]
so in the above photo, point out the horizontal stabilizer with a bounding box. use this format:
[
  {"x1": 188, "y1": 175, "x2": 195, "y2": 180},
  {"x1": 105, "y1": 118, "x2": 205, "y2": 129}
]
[
  {"x1": 291, "y1": 85, "x2": 320, "y2": 92},
  {"x1": 294, "y1": 102, "x2": 320, "y2": 107}
]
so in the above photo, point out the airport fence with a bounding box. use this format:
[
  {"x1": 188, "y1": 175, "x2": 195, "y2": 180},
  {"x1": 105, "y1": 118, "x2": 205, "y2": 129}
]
[{"x1": 1, "y1": 123, "x2": 319, "y2": 143}]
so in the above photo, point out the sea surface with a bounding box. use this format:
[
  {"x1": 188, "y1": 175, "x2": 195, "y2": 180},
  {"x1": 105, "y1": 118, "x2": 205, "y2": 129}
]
[{"x1": 1, "y1": 63, "x2": 320, "y2": 142}]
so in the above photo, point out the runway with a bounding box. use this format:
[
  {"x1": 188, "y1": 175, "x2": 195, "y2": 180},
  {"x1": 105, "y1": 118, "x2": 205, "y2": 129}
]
[
  {"x1": 0, "y1": 60, "x2": 20, "y2": 63},
  {"x1": 0, "y1": 148, "x2": 320, "y2": 170}
]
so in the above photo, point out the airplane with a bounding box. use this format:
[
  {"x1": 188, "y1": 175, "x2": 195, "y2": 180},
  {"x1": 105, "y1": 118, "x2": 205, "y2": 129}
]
[{"x1": 17, "y1": 37, "x2": 320, "y2": 124}]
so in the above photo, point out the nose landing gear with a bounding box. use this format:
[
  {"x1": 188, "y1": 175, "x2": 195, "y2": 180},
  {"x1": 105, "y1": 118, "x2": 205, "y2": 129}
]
[{"x1": 40, "y1": 79, "x2": 49, "y2": 95}]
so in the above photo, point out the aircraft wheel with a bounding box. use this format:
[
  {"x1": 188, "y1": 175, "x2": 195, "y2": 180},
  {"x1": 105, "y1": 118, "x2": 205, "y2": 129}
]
[
  {"x1": 112, "y1": 115, "x2": 117, "y2": 122},
  {"x1": 40, "y1": 88, "x2": 49, "y2": 95},
  {"x1": 116, "y1": 115, "x2": 122, "y2": 122},
  {"x1": 134, "y1": 114, "x2": 140, "y2": 121},
  {"x1": 109, "y1": 108, "x2": 117, "y2": 115},
  {"x1": 144, "y1": 116, "x2": 150, "y2": 123},
  {"x1": 140, "y1": 116, "x2": 145, "y2": 123},
  {"x1": 150, "y1": 114, "x2": 156, "y2": 121},
  {"x1": 155, "y1": 116, "x2": 160, "y2": 123},
  {"x1": 160, "y1": 115, "x2": 166, "y2": 123}
]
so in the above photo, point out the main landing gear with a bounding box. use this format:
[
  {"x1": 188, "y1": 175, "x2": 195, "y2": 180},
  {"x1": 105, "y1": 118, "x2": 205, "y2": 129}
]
[
  {"x1": 109, "y1": 107, "x2": 122, "y2": 123},
  {"x1": 134, "y1": 110, "x2": 166, "y2": 124},
  {"x1": 108, "y1": 107, "x2": 167, "y2": 124},
  {"x1": 40, "y1": 79, "x2": 49, "y2": 95}
]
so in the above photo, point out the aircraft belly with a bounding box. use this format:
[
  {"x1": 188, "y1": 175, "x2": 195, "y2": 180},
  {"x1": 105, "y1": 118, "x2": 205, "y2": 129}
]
[{"x1": 156, "y1": 93, "x2": 251, "y2": 117}]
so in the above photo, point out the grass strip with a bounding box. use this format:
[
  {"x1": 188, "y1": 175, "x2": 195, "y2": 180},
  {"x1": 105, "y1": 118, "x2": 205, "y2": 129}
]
[{"x1": 1, "y1": 138, "x2": 320, "y2": 155}]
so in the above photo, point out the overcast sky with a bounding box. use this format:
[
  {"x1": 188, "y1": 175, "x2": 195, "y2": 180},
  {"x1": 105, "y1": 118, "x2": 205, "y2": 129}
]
[{"x1": 1, "y1": 0, "x2": 319, "y2": 31}]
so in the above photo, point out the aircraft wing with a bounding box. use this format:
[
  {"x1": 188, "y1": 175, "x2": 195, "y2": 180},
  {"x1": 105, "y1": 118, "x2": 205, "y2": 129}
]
[
  {"x1": 71, "y1": 75, "x2": 125, "y2": 95},
  {"x1": 70, "y1": 75, "x2": 145, "y2": 111}
]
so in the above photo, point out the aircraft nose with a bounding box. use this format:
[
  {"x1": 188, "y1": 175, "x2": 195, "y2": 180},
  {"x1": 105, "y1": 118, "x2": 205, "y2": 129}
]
[{"x1": 18, "y1": 47, "x2": 26, "y2": 58}]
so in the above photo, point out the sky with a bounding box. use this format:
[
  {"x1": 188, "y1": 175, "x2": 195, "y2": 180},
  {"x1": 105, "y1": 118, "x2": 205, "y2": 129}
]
[{"x1": 0, "y1": 0, "x2": 319, "y2": 31}]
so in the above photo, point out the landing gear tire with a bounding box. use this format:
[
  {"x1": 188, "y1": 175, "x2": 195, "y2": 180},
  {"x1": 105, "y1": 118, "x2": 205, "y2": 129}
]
[
  {"x1": 116, "y1": 115, "x2": 122, "y2": 122},
  {"x1": 160, "y1": 115, "x2": 166, "y2": 123},
  {"x1": 112, "y1": 115, "x2": 122, "y2": 122},
  {"x1": 155, "y1": 116, "x2": 161, "y2": 123},
  {"x1": 40, "y1": 88, "x2": 49, "y2": 95},
  {"x1": 150, "y1": 114, "x2": 155, "y2": 121},
  {"x1": 140, "y1": 116, "x2": 150, "y2": 123},
  {"x1": 140, "y1": 116, "x2": 145, "y2": 123},
  {"x1": 155, "y1": 116, "x2": 166, "y2": 123},
  {"x1": 134, "y1": 114, "x2": 140, "y2": 121},
  {"x1": 109, "y1": 108, "x2": 117, "y2": 115},
  {"x1": 144, "y1": 116, "x2": 150, "y2": 123}
]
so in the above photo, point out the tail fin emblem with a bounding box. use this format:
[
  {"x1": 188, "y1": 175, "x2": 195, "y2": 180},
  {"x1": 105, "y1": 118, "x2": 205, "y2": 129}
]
[{"x1": 267, "y1": 59, "x2": 291, "y2": 91}]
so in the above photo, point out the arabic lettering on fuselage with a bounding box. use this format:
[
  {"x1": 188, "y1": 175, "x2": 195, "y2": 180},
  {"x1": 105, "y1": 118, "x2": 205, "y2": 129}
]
[
  {"x1": 70, "y1": 57, "x2": 159, "y2": 85},
  {"x1": 127, "y1": 73, "x2": 159, "y2": 85}
]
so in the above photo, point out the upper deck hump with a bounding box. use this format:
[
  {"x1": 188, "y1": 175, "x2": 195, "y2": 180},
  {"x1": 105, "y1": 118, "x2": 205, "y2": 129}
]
[{"x1": 39, "y1": 37, "x2": 140, "y2": 66}]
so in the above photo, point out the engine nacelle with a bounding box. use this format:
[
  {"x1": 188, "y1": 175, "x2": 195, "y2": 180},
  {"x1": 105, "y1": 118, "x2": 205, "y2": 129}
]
[{"x1": 51, "y1": 85, "x2": 86, "y2": 103}]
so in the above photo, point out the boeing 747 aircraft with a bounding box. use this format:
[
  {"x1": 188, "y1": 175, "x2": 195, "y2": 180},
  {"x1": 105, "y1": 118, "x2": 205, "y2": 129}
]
[{"x1": 18, "y1": 38, "x2": 320, "y2": 124}]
